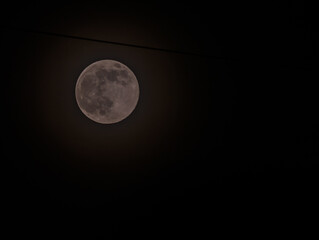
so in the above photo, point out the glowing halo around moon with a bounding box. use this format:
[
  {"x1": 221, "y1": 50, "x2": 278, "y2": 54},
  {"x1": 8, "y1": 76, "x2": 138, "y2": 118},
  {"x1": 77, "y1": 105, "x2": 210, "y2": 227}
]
[{"x1": 75, "y1": 60, "x2": 139, "y2": 124}]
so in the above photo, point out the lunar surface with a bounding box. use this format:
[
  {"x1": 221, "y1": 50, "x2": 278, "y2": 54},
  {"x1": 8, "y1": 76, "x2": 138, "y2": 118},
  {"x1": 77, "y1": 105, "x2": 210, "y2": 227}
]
[{"x1": 75, "y1": 60, "x2": 139, "y2": 124}]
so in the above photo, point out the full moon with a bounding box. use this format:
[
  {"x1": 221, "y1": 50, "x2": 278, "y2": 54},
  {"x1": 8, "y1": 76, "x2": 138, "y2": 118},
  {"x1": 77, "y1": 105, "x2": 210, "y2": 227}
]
[{"x1": 75, "y1": 60, "x2": 139, "y2": 124}]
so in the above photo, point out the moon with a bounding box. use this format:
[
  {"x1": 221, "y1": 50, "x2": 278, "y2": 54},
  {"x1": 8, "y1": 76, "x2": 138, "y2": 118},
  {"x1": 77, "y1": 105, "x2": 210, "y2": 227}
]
[{"x1": 75, "y1": 60, "x2": 139, "y2": 124}]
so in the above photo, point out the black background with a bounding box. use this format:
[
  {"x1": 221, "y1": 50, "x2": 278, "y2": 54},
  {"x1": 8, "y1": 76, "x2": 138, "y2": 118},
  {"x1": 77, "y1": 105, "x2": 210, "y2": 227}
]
[{"x1": 2, "y1": 0, "x2": 318, "y2": 238}]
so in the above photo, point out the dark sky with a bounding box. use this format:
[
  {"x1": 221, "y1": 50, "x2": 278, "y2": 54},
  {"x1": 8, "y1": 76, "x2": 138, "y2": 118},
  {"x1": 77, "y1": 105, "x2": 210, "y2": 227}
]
[{"x1": 2, "y1": 0, "x2": 318, "y2": 238}]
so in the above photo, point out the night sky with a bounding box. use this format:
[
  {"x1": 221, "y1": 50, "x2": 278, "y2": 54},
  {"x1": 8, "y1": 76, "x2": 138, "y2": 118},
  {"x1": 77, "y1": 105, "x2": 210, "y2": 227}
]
[{"x1": 2, "y1": 1, "x2": 318, "y2": 238}]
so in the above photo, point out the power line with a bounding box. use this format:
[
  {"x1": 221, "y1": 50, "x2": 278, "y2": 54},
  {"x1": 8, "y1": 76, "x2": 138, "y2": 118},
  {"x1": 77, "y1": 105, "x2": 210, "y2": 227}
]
[{"x1": 2, "y1": 25, "x2": 314, "y2": 69}]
